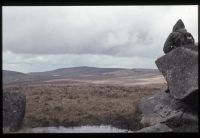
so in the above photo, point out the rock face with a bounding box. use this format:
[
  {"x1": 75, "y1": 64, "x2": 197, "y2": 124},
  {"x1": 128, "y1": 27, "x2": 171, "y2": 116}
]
[
  {"x1": 155, "y1": 46, "x2": 198, "y2": 100},
  {"x1": 138, "y1": 45, "x2": 198, "y2": 132},
  {"x1": 3, "y1": 92, "x2": 26, "y2": 131},
  {"x1": 139, "y1": 92, "x2": 198, "y2": 132}
]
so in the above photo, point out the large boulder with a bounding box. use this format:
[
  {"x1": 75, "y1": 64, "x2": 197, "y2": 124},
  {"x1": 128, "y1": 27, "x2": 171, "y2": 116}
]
[
  {"x1": 155, "y1": 46, "x2": 198, "y2": 100},
  {"x1": 3, "y1": 92, "x2": 26, "y2": 131},
  {"x1": 138, "y1": 45, "x2": 198, "y2": 132}
]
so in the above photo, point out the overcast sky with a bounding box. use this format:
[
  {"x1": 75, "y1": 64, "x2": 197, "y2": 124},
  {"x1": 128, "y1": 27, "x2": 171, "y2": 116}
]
[{"x1": 3, "y1": 6, "x2": 198, "y2": 73}]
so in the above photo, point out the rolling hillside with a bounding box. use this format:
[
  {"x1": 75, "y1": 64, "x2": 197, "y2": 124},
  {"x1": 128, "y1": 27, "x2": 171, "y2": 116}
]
[{"x1": 3, "y1": 67, "x2": 162, "y2": 85}]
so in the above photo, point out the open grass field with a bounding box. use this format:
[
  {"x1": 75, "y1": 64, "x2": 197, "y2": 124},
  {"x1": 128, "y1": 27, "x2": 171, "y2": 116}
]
[{"x1": 3, "y1": 77, "x2": 167, "y2": 132}]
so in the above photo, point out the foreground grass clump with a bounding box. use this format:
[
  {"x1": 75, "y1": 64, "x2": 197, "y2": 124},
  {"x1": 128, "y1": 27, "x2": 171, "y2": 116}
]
[{"x1": 3, "y1": 83, "x2": 166, "y2": 131}]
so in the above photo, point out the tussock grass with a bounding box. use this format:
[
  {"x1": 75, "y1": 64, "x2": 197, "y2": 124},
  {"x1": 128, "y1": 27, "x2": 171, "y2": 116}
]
[{"x1": 3, "y1": 83, "x2": 166, "y2": 132}]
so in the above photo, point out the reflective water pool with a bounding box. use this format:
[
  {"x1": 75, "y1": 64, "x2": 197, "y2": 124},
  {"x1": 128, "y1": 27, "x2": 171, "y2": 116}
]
[{"x1": 28, "y1": 125, "x2": 131, "y2": 133}]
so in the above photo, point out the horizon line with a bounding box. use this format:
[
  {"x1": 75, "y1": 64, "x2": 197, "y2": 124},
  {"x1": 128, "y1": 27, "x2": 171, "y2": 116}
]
[{"x1": 3, "y1": 66, "x2": 158, "y2": 74}]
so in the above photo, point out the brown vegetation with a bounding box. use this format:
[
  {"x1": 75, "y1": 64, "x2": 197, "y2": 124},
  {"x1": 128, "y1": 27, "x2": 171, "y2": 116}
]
[{"x1": 3, "y1": 81, "x2": 166, "y2": 131}]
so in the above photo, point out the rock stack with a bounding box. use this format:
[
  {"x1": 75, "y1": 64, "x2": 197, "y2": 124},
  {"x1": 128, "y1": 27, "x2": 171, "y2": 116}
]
[
  {"x1": 3, "y1": 91, "x2": 26, "y2": 131},
  {"x1": 138, "y1": 45, "x2": 198, "y2": 132}
]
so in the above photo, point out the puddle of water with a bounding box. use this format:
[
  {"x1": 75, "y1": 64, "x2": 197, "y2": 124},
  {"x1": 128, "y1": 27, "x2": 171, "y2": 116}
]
[{"x1": 28, "y1": 125, "x2": 131, "y2": 133}]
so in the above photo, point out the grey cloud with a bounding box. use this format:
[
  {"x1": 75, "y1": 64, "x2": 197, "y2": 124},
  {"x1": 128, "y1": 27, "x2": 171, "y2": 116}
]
[{"x1": 3, "y1": 6, "x2": 198, "y2": 58}]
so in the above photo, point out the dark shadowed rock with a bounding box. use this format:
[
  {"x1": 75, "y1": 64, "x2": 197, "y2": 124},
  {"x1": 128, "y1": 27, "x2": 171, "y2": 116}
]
[
  {"x1": 136, "y1": 123, "x2": 172, "y2": 132},
  {"x1": 139, "y1": 92, "x2": 188, "y2": 125},
  {"x1": 162, "y1": 112, "x2": 198, "y2": 132},
  {"x1": 138, "y1": 91, "x2": 198, "y2": 132},
  {"x1": 3, "y1": 92, "x2": 26, "y2": 131},
  {"x1": 155, "y1": 46, "x2": 198, "y2": 100}
]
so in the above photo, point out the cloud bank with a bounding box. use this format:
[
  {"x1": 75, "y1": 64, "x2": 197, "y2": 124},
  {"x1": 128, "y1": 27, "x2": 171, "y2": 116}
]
[{"x1": 3, "y1": 6, "x2": 198, "y2": 73}]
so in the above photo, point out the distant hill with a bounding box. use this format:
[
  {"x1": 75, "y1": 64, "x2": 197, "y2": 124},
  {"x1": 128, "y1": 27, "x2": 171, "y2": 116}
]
[
  {"x1": 3, "y1": 70, "x2": 27, "y2": 77},
  {"x1": 28, "y1": 66, "x2": 125, "y2": 77},
  {"x1": 3, "y1": 70, "x2": 27, "y2": 84},
  {"x1": 3, "y1": 67, "x2": 161, "y2": 85}
]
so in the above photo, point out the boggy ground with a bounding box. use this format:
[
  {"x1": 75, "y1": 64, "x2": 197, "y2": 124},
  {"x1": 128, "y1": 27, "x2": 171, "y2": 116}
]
[{"x1": 3, "y1": 81, "x2": 166, "y2": 132}]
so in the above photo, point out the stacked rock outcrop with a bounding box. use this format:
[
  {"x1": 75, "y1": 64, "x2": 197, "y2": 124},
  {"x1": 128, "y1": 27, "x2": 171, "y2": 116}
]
[{"x1": 138, "y1": 45, "x2": 198, "y2": 132}]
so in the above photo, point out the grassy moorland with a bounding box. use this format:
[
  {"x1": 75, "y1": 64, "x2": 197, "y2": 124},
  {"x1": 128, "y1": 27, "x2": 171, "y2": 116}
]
[{"x1": 3, "y1": 81, "x2": 167, "y2": 132}]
